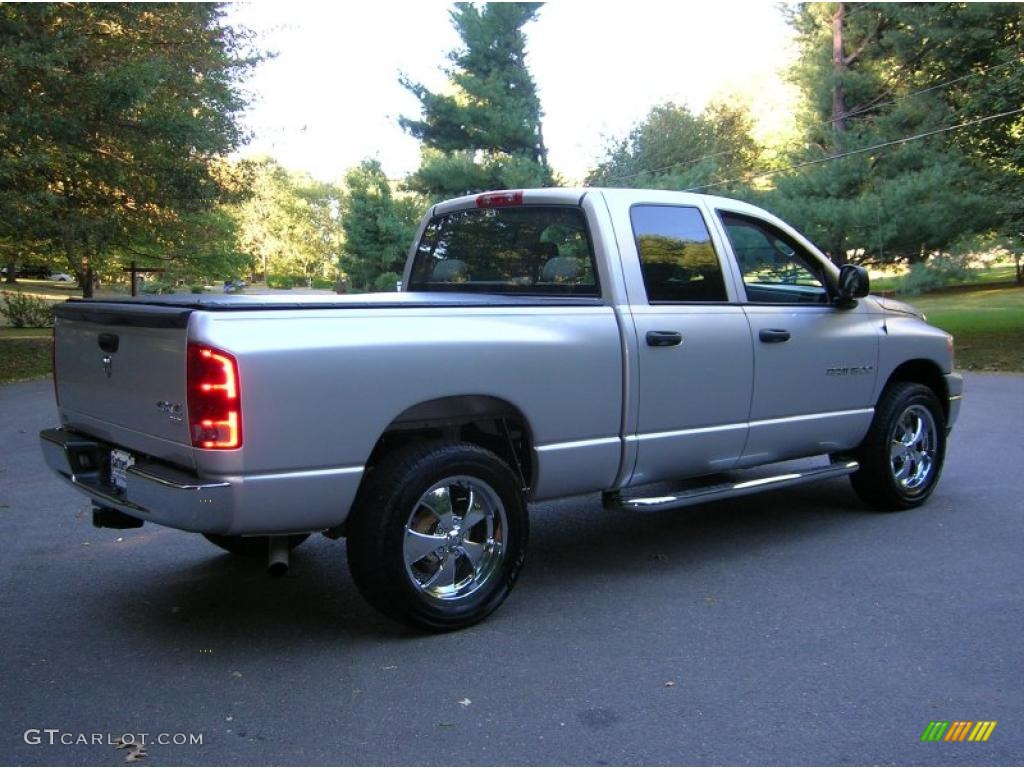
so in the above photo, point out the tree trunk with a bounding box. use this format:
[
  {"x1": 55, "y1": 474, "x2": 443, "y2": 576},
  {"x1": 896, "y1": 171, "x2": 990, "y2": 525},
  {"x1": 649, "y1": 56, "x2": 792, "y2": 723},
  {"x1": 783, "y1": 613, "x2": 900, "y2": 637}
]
[
  {"x1": 64, "y1": 235, "x2": 94, "y2": 299},
  {"x1": 1016, "y1": 252, "x2": 1022, "y2": 285},
  {"x1": 4, "y1": 259, "x2": 16, "y2": 283},
  {"x1": 831, "y1": 3, "x2": 848, "y2": 134},
  {"x1": 82, "y1": 264, "x2": 94, "y2": 298},
  {"x1": 536, "y1": 117, "x2": 549, "y2": 170}
]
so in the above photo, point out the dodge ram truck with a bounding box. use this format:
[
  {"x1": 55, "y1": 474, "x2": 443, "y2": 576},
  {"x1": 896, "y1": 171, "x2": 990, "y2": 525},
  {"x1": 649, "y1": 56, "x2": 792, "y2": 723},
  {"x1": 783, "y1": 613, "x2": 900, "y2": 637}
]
[{"x1": 41, "y1": 188, "x2": 962, "y2": 630}]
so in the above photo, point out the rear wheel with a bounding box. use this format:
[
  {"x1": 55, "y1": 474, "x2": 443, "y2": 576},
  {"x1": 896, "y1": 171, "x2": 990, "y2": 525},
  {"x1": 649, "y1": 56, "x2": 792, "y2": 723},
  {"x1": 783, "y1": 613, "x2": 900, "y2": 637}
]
[
  {"x1": 346, "y1": 441, "x2": 528, "y2": 631},
  {"x1": 203, "y1": 533, "x2": 310, "y2": 557},
  {"x1": 851, "y1": 382, "x2": 946, "y2": 510}
]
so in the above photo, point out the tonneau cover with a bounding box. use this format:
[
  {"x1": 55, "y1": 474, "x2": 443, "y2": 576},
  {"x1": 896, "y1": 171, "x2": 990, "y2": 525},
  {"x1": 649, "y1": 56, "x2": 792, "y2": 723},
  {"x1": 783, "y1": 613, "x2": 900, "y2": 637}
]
[{"x1": 55, "y1": 291, "x2": 603, "y2": 316}]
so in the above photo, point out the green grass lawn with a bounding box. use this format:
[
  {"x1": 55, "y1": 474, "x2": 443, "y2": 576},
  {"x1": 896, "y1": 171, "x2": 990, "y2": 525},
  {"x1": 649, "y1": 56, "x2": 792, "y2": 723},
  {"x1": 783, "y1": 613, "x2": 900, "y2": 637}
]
[
  {"x1": 0, "y1": 328, "x2": 51, "y2": 339},
  {"x1": 0, "y1": 284, "x2": 58, "y2": 382},
  {"x1": 0, "y1": 336, "x2": 51, "y2": 383},
  {"x1": 0, "y1": 278, "x2": 82, "y2": 300},
  {"x1": 870, "y1": 263, "x2": 1019, "y2": 293},
  {"x1": 0, "y1": 285, "x2": 55, "y2": 381},
  {"x1": 1, "y1": 277, "x2": 134, "y2": 309},
  {"x1": 908, "y1": 286, "x2": 1024, "y2": 372}
]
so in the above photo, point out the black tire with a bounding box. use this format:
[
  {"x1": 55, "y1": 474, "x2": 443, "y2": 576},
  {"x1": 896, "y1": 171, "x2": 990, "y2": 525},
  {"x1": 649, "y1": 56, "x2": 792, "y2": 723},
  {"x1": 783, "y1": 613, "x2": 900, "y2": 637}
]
[
  {"x1": 346, "y1": 441, "x2": 528, "y2": 631},
  {"x1": 203, "y1": 533, "x2": 310, "y2": 557},
  {"x1": 850, "y1": 382, "x2": 946, "y2": 510}
]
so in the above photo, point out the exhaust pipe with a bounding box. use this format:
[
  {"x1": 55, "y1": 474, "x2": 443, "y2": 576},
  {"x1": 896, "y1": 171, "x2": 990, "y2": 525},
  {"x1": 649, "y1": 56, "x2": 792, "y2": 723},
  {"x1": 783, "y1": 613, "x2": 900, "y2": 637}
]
[{"x1": 267, "y1": 536, "x2": 289, "y2": 577}]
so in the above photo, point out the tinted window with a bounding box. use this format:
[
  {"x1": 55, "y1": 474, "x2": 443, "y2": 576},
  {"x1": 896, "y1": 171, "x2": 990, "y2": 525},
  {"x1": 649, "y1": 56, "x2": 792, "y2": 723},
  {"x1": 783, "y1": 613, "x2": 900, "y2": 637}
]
[
  {"x1": 720, "y1": 212, "x2": 828, "y2": 304},
  {"x1": 631, "y1": 205, "x2": 727, "y2": 302},
  {"x1": 407, "y1": 206, "x2": 599, "y2": 296}
]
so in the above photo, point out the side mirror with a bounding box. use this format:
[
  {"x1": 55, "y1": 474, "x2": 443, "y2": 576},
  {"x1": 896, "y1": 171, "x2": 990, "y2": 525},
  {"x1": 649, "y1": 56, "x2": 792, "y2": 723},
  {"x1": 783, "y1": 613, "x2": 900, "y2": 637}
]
[{"x1": 836, "y1": 264, "x2": 870, "y2": 305}]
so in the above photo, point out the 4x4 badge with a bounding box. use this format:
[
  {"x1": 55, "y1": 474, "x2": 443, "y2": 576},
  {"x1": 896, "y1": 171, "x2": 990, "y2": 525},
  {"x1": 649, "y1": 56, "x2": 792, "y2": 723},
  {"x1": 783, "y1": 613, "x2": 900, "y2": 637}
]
[{"x1": 156, "y1": 400, "x2": 184, "y2": 422}]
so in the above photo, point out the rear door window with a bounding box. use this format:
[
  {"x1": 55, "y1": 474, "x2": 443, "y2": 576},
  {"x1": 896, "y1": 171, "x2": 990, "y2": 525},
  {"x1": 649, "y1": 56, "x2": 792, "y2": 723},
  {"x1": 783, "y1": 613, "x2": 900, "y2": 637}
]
[{"x1": 630, "y1": 205, "x2": 728, "y2": 302}]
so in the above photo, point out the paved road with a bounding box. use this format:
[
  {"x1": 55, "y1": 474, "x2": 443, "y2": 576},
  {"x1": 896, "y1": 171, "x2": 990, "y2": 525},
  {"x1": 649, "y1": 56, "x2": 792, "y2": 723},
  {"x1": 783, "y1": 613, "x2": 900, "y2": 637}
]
[{"x1": 2, "y1": 374, "x2": 1021, "y2": 766}]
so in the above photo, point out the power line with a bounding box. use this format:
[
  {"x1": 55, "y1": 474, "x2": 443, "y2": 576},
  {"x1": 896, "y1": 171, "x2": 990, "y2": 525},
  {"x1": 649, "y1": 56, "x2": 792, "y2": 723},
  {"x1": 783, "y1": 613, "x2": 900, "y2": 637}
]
[
  {"x1": 604, "y1": 149, "x2": 734, "y2": 184},
  {"x1": 602, "y1": 57, "x2": 1019, "y2": 184},
  {"x1": 683, "y1": 106, "x2": 1024, "y2": 193},
  {"x1": 823, "y1": 58, "x2": 1018, "y2": 126}
]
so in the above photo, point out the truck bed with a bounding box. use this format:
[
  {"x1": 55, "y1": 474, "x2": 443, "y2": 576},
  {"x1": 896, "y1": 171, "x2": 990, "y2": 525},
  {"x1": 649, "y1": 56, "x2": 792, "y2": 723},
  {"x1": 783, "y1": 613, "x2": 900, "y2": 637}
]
[{"x1": 49, "y1": 290, "x2": 626, "y2": 534}]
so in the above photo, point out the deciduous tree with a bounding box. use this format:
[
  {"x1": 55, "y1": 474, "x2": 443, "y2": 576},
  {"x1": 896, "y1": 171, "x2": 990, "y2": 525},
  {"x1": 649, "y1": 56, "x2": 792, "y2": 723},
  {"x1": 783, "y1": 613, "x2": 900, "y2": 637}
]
[
  {"x1": 586, "y1": 101, "x2": 761, "y2": 192},
  {"x1": 0, "y1": 3, "x2": 259, "y2": 296},
  {"x1": 233, "y1": 158, "x2": 342, "y2": 285}
]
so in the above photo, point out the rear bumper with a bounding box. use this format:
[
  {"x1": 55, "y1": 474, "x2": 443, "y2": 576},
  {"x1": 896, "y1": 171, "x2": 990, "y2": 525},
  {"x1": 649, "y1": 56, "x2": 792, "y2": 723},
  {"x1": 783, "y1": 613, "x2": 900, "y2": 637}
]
[
  {"x1": 945, "y1": 373, "x2": 964, "y2": 431},
  {"x1": 39, "y1": 428, "x2": 363, "y2": 535}
]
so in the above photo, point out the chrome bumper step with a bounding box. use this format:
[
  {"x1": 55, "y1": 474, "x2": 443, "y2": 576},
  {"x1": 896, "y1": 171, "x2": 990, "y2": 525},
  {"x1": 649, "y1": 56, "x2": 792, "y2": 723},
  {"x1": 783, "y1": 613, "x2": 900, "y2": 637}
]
[
  {"x1": 606, "y1": 459, "x2": 859, "y2": 513},
  {"x1": 39, "y1": 427, "x2": 233, "y2": 533}
]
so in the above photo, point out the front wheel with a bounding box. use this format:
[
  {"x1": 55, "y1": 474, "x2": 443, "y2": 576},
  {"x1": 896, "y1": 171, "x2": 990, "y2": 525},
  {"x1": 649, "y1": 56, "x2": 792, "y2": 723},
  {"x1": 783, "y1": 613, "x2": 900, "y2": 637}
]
[
  {"x1": 346, "y1": 441, "x2": 528, "y2": 631},
  {"x1": 850, "y1": 382, "x2": 946, "y2": 510}
]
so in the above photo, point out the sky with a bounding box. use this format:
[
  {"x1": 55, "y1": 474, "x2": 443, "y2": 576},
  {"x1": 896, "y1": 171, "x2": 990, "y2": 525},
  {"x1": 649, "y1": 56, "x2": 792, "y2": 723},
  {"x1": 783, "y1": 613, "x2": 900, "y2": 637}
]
[{"x1": 226, "y1": 1, "x2": 799, "y2": 184}]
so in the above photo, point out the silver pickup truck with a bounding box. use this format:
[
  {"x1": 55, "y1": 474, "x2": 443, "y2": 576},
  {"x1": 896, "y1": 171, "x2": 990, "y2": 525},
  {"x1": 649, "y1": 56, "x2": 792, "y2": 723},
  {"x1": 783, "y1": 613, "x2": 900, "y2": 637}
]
[{"x1": 41, "y1": 188, "x2": 962, "y2": 630}]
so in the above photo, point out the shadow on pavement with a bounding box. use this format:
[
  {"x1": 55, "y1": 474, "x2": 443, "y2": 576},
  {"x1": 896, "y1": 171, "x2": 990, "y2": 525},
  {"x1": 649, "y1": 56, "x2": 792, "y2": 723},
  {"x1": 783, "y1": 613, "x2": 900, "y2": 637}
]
[{"x1": 97, "y1": 478, "x2": 877, "y2": 645}]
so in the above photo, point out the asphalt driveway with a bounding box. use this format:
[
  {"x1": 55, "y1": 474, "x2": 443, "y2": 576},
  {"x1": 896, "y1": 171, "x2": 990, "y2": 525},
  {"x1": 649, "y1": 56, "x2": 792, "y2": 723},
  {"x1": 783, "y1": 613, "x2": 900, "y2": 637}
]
[{"x1": 1, "y1": 373, "x2": 1021, "y2": 766}]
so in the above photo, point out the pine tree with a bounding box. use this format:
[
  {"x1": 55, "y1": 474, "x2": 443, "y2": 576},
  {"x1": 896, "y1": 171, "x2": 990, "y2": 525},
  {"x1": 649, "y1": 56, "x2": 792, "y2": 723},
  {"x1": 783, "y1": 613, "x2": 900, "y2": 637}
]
[
  {"x1": 765, "y1": 3, "x2": 1022, "y2": 266},
  {"x1": 339, "y1": 160, "x2": 422, "y2": 292},
  {"x1": 400, "y1": 3, "x2": 552, "y2": 200}
]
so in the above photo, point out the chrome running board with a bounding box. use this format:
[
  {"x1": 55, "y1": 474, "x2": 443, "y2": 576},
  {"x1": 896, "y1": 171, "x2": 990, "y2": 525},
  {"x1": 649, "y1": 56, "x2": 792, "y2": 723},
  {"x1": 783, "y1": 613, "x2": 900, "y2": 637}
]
[{"x1": 606, "y1": 460, "x2": 859, "y2": 513}]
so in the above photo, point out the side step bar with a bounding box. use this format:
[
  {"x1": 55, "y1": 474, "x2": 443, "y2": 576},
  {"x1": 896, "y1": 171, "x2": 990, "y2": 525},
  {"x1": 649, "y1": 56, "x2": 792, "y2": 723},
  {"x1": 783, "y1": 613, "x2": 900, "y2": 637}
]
[{"x1": 606, "y1": 460, "x2": 859, "y2": 513}]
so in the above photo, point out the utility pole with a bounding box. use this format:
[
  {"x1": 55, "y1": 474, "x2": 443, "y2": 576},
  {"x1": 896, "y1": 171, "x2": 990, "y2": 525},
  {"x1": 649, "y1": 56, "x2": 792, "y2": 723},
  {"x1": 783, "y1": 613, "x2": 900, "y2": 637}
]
[
  {"x1": 122, "y1": 261, "x2": 166, "y2": 296},
  {"x1": 832, "y1": 3, "x2": 848, "y2": 134}
]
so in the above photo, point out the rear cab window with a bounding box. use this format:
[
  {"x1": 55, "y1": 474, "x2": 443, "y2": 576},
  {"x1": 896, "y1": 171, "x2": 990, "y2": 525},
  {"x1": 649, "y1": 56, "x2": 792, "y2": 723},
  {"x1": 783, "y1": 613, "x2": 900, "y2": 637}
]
[
  {"x1": 630, "y1": 205, "x2": 729, "y2": 303},
  {"x1": 407, "y1": 206, "x2": 600, "y2": 296}
]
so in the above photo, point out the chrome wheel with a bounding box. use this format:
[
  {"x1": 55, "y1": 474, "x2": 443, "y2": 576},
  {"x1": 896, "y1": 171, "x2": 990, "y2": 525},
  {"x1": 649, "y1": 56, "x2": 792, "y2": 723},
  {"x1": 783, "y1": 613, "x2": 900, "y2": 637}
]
[
  {"x1": 851, "y1": 382, "x2": 946, "y2": 511},
  {"x1": 889, "y1": 404, "x2": 937, "y2": 493},
  {"x1": 403, "y1": 476, "x2": 507, "y2": 601}
]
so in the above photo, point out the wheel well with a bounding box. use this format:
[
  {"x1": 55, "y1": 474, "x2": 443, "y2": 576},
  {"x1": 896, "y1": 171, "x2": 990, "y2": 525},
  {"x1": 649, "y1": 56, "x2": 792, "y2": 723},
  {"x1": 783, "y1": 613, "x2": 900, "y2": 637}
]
[
  {"x1": 365, "y1": 396, "x2": 534, "y2": 490},
  {"x1": 883, "y1": 360, "x2": 949, "y2": 419}
]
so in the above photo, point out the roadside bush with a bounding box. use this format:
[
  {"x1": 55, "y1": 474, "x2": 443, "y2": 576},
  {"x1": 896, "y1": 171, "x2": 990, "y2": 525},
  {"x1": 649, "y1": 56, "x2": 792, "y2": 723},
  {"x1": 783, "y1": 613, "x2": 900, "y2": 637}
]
[
  {"x1": 895, "y1": 254, "x2": 975, "y2": 296},
  {"x1": 372, "y1": 271, "x2": 402, "y2": 292},
  {"x1": 190, "y1": 285, "x2": 205, "y2": 294},
  {"x1": 0, "y1": 291, "x2": 55, "y2": 327},
  {"x1": 139, "y1": 280, "x2": 175, "y2": 295},
  {"x1": 312, "y1": 277, "x2": 336, "y2": 290},
  {"x1": 267, "y1": 274, "x2": 296, "y2": 289}
]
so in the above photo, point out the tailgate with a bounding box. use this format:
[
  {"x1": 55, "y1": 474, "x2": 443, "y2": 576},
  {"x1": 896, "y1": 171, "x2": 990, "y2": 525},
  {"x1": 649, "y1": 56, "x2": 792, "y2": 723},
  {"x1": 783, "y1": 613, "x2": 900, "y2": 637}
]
[{"x1": 53, "y1": 302, "x2": 196, "y2": 470}]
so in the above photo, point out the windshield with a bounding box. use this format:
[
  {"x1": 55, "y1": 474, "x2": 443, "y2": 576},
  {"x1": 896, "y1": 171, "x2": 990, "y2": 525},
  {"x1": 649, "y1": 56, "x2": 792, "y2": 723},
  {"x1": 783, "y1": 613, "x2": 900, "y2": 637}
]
[{"x1": 407, "y1": 205, "x2": 600, "y2": 296}]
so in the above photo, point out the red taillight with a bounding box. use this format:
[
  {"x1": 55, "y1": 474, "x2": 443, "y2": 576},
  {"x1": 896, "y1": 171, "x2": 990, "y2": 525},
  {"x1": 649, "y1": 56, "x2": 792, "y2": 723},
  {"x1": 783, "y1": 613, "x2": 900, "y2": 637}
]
[
  {"x1": 476, "y1": 190, "x2": 524, "y2": 208},
  {"x1": 187, "y1": 343, "x2": 242, "y2": 450}
]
